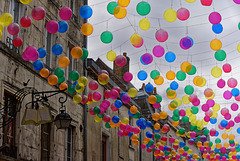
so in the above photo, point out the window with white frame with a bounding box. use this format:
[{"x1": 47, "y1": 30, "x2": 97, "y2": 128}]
[
  {"x1": 44, "y1": 28, "x2": 53, "y2": 68},
  {"x1": 65, "y1": 127, "x2": 74, "y2": 161}
]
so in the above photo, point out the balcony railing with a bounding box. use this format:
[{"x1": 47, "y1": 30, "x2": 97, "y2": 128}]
[{"x1": 6, "y1": 36, "x2": 20, "y2": 55}]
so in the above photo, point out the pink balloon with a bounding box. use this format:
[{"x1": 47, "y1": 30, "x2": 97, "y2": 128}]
[
  {"x1": 202, "y1": 104, "x2": 209, "y2": 112},
  {"x1": 192, "y1": 99, "x2": 200, "y2": 106},
  {"x1": 133, "y1": 38, "x2": 143, "y2": 48},
  {"x1": 93, "y1": 91, "x2": 102, "y2": 101},
  {"x1": 179, "y1": 109, "x2": 186, "y2": 116},
  {"x1": 24, "y1": 46, "x2": 39, "y2": 60},
  {"x1": 59, "y1": 7, "x2": 72, "y2": 20},
  {"x1": 209, "y1": 129, "x2": 216, "y2": 136},
  {"x1": 118, "y1": 130, "x2": 124, "y2": 137},
  {"x1": 201, "y1": 0, "x2": 213, "y2": 6},
  {"x1": 204, "y1": 116, "x2": 210, "y2": 122},
  {"x1": 229, "y1": 120, "x2": 235, "y2": 127},
  {"x1": 115, "y1": 55, "x2": 127, "y2": 67},
  {"x1": 110, "y1": 103, "x2": 118, "y2": 111},
  {"x1": 89, "y1": 80, "x2": 99, "y2": 90},
  {"x1": 217, "y1": 79, "x2": 225, "y2": 88},
  {"x1": 152, "y1": 45, "x2": 165, "y2": 57},
  {"x1": 234, "y1": 0, "x2": 240, "y2": 4},
  {"x1": 231, "y1": 103, "x2": 239, "y2": 111},
  {"x1": 46, "y1": 20, "x2": 59, "y2": 34},
  {"x1": 153, "y1": 103, "x2": 160, "y2": 109},
  {"x1": 206, "y1": 99, "x2": 215, "y2": 107},
  {"x1": 98, "y1": 70, "x2": 109, "y2": 76},
  {"x1": 177, "y1": 8, "x2": 190, "y2": 21},
  {"x1": 121, "y1": 94, "x2": 131, "y2": 104},
  {"x1": 22, "y1": 51, "x2": 30, "y2": 61},
  {"x1": 20, "y1": 16, "x2": 32, "y2": 27},
  {"x1": 224, "y1": 113, "x2": 231, "y2": 120},
  {"x1": 123, "y1": 72, "x2": 133, "y2": 82},
  {"x1": 110, "y1": 89, "x2": 119, "y2": 100},
  {"x1": 142, "y1": 53, "x2": 153, "y2": 64},
  {"x1": 209, "y1": 12, "x2": 221, "y2": 25},
  {"x1": 103, "y1": 115, "x2": 111, "y2": 122},
  {"x1": 221, "y1": 107, "x2": 229, "y2": 116},
  {"x1": 190, "y1": 94, "x2": 198, "y2": 103},
  {"x1": 235, "y1": 95, "x2": 240, "y2": 101},
  {"x1": 222, "y1": 63, "x2": 232, "y2": 73},
  {"x1": 7, "y1": 23, "x2": 20, "y2": 35},
  {"x1": 155, "y1": 29, "x2": 168, "y2": 42},
  {"x1": 234, "y1": 116, "x2": 240, "y2": 123},
  {"x1": 227, "y1": 78, "x2": 238, "y2": 88},
  {"x1": 31, "y1": 6, "x2": 46, "y2": 20},
  {"x1": 218, "y1": 124, "x2": 224, "y2": 129}
]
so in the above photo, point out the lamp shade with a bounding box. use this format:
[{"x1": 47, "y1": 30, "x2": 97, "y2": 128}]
[{"x1": 54, "y1": 110, "x2": 72, "y2": 129}]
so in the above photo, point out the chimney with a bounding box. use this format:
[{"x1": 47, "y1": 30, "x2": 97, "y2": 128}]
[
  {"x1": 141, "y1": 83, "x2": 145, "y2": 90},
  {"x1": 113, "y1": 52, "x2": 130, "y2": 82}
]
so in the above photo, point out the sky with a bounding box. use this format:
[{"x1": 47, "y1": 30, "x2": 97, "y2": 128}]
[{"x1": 87, "y1": 0, "x2": 240, "y2": 145}]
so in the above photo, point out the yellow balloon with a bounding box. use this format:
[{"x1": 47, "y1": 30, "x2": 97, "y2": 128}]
[
  {"x1": 174, "y1": 98, "x2": 182, "y2": 107},
  {"x1": 78, "y1": 76, "x2": 88, "y2": 86},
  {"x1": 237, "y1": 43, "x2": 240, "y2": 53},
  {"x1": 128, "y1": 88, "x2": 138, "y2": 97},
  {"x1": 196, "y1": 77, "x2": 204, "y2": 86},
  {"x1": 212, "y1": 103, "x2": 220, "y2": 111},
  {"x1": 139, "y1": 18, "x2": 150, "y2": 31},
  {"x1": 154, "y1": 75, "x2": 164, "y2": 85},
  {"x1": 94, "y1": 115, "x2": 102, "y2": 122},
  {"x1": 211, "y1": 66, "x2": 222, "y2": 78},
  {"x1": 167, "y1": 90, "x2": 177, "y2": 99},
  {"x1": 210, "y1": 111, "x2": 218, "y2": 119},
  {"x1": 164, "y1": 9, "x2": 177, "y2": 22},
  {"x1": 73, "y1": 94, "x2": 82, "y2": 104},
  {"x1": 226, "y1": 127, "x2": 232, "y2": 132},
  {"x1": 121, "y1": 117, "x2": 129, "y2": 125},
  {"x1": 130, "y1": 33, "x2": 141, "y2": 45},
  {"x1": 181, "y1": 61, "x2": 192, "y2": 73},
  {"x1": 199, "y1": 77, "x2": 206, "y2": 87},
  {"x1": 185, "y1": 0, "x2": 196, "y2": 2},
  {"x1": 113, "y1": 6, "x2": 127, "y2": 19},
  {"x1": 0, "y1": 13, "x2": 13, "y2": 26},
  {"x1": 118, "y1": 0, "x2": 130, "y2": 7},
  {"x1": 196, "y1": 120, "x2": 202, "y2": 127},
  {"x1": 20, "y1": 0, "x2": 32, "y2": 4},
  {"x1": 202, "y1": 119, "x2": 208, "y2": 125},
  {"x1": 0, "y1": 32, "x2": 2, "y2": 39},
  {"x1": 107, "y1": 50, "x2": 117, "y2": 61},
  {"x1": 205, "y1": 92, "x2": 215, "y2": 100},
  {"x1": 210, "y1": 39, "x2": 222, "y2": 51},
  {"x1": 75, "y1": 84, "x2": 85, "y2": 93},
  {"x1": 189, "y1": 114, "x2": 196, "y2": 122},
  {"x1": 187, "y1": 149, "x2": 193, "y2": 154},
  {"x1": 0, "y1": 23, "x2": 3, "y2": 32},
  {"x1": 182, "y1": 95, "x2": 190, "y2": 104}
]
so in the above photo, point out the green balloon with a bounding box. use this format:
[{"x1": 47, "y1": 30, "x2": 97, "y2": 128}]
[
  {"x1": 238, "y1": 22, "x2": 240, "y2": 30},
  {"x1": 133, "y1": 111, "x2": 140, "y2": 119},
  {"x1": 107, "y1": 2, "x2": 118, "y2": 15},
  {"x1": 172, "y1": 115, "x2": 179, "y2": 121},
  {"x1": 197, "y1": 135, "x2": 201, "y2": 141},
  {"x1": 229, "y1": 140, "x2": 234, "y2": 144},
  {"x1": 156, "y1": 95, "x2": 162, "y2": 103},
  {"x1": 152, "y1": 148, "x2": 156, "y2": 153},
  {"x1": 173, "y1": 109, "x2": 180, "y2": 116},
  {"x1": 136, "y1": 1, "x2": 151, "y2": 16},
  {"x1": 93, "y1": 106, "x2": 101, "y2": 114},
  {"x1": 166, "y1": 87, "x2": 171, "y2": 93},
  {"x1": 80, "y1": 48, "x2": 88, "y2": 59},
  {"x1": 237, "y1": 148, "x2": 240, "y2": 152},
  {"x1": 187, "y1": 65, "x2": 196, "y2": 75},
  {"x1": 148, "y1": 139, "x2": 154, "y2": 146},
  {"x1": 150, "y1": 70, "x2": 160, "y2": 79},
  {"x1": 55, "y1": 68, "x2": 64, "y2": 77},
  {"x1": 105, "y1": 122, "x2": 111, "y2": 128},
  {"x1": 194, "y1": 128, "x2": 200, "y2": 132},
  {"x1": 179, "y1": 128, "x2": 186, "y2": 135},
  {"x1": 215, "y1": 138, "x2": 221, "y2": 144},
  {"x1": 58, "y1": 76, "x2": 65, "y2": 84},
  {"x1": 69, "y1": 71, "x2": 79, "y2": 81},
  {"x1": 203, "y1": 128, "x2": 209, "y2": 135},
  {"x1": 164, "y1": 151, "x2": 170, "y2": 156},
  {"x1": 191, "y1": 106, "x2": 199, "y2": 114},
  {"x1": 154, "y1": 133, "x2": 161, "y2": 140},
  {"x1": 215, "y1": 50, "x2": 226, "y2": 61},
  {"x1": 183, "y1": 146, "x2": 189, "y2": 151},
  {"x1": 190, "y1": 125, "x2": 197, "y2": 131},
  {"x1": 100, "y1": 31, "x2": 113, "y2": 44},
  {"x1": 209, "y1": 141, "x2": 213, "y2": 147},
  {"x1": 97, "y1": 113, "x2": 105, "y2": 118},
  {"x1": 68, "y1": 85, "x2": 76, "y2": 94},
  {"x1": 182, "y1": 116, "x2": 189, "y2": 123},
  {"x1": 176, "y1": 71, "x2": 186, "y2": 81},
  {"x1": 184, "y1": 85, "x2": 194, "y2": 95}
]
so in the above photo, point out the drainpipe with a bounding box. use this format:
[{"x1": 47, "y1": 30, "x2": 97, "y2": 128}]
[{"x1": 140, "y1": 131, "x2": 142, "y2": 161}]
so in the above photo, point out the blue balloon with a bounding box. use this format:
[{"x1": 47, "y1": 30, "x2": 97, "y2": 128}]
[
  {"x1": 128, "y1": 110, "x2": 134, "y2": 116},
  {"x1": 145, "y1": 83, "x2": 154, "y2": 93},
  {"x1": 170, "y1": 81, "x2": 178, "y2": 90},
  {"x1": 187, "y1": 36, "x2": 194, "y2": 47},
  {"x1": 231, "y1": 88, "x2": 240, "y2": 97},
  {"x1": 146, "y1": 121, "x2": 152, "y2": 127},
  {"x1": 137, "y1": 70, "x2": 148, "y2": 81},
  {"x1": 140, "y1": 123, "x2": 146, "y2": 130},
  {"x1": 114, "y1": 100, "x2": 122, "y2": 108},
  {"x1": 140, "y1": 55, "x2": 147, "y2": 65},
  {"x1": 210, "y1": 118, "x2": 217, "y2": 124},
  {"x1": 237, "y1": 155, "x2": 240, "y2": 159},
  {"x1": 58, "y1": 21, "x2": 69, "y2": 33},
  {"x1": 146, "y1": 131, "x2": 153, "y2": 138},
  {"x1": 215, "y1": 148, "x2": 220, "y2": 152},
  {"x1": 212, "y1": 23, "x2": 223, "y2": 34},
  {"x1": 112, "y1": 116, "x2": 119, "y2": 123},
  {"x1": 220, "y1": 120, "x2": 228, "y2": 127},
  {"x1": 73, "y1": 81, "x2": 78, "y2": 89},
  {"x1": 120, "y1": 92, "x2": 127, "y2": 99},
  {"x1": 215, "y1": 130, "x2": 219, "y2": 137},
  {"x1": 179, "y1": 141, "x2": 185, "y2": 147},
  {"x1": 128, "y1": 132, "x2": 133, "y2": 137},
  {"x1": 38, "y1": 48, "x2": 46, "y2": 58},
  {"x1": 237, "y1": 127, "x2": 240, "y2": 134},
  {"x1": 153, "y1": 129, "x2": 160, "y2": 133},
  {"x1": 52, "y1": 44, "x2": 63, "y2": 55},
  {"x1": 165, "y1": 51, "x2": 176, "y2": 63},
  {"x1": 79, "y1": 5, "x2": 93, "y2": 19},
  {"x1": 33, "y1": 60, "x2": 44, "y2": 70}
]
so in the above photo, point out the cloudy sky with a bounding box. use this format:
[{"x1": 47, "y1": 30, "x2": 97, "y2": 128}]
[{"x1": 87, "y1": 0, "x2": 240, "y2": 144}]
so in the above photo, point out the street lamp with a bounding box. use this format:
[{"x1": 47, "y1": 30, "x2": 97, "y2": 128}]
[{"x1": 54, "y1": 110, "x2": 72, "y2": 129}]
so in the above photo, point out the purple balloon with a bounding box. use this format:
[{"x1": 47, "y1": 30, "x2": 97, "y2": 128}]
[
  {"x1": 142, "y1": 53, "x2": 153, "y2": 64},
  {"x1": 223, "y1": 90, "x2": 232, "y2": 100},
  {"x1": 152, "y1": 45, "x2": 165, "y2": 57},
  {"x1": 180, "y1": 37, "x2": 192, "y2": 50}
]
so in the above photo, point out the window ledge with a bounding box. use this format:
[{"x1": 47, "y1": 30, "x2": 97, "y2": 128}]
[{"x1": 129, "y1": 145, "x2": 135, "y2": 150}]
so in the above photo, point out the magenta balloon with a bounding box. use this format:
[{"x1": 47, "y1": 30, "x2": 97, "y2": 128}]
[
  {"x1": 133, "y1": 127, "x2": 140, "y2": 134},
  {"x1": 221, "y1": 107, "x2": 229, "y2": 116},
  {"x1": 155, "y1": 29, "x2": 168, "y2": 42},
  {"x1": 153, "y1": 103, "x2": 160, "y2": 109},
  {"x1": 115, "y1": 55, "x2": 127, "y2": 67},
  {"x1": 202, "y1": 104, "x2": 209, "y2": 112},
  {"x1": 179, "y1": 109, "x2": 186, "y2": 116},
  {"x1": 22, "y1": 51, "x2": 30, "y2": 61},
  {"x1": 99, "y1": 109, "x2": 104, "y2": 115},
  {"x1": 206, "y1": 99, "x2": 215, "y2": 107},
  {"x1": 133, "y1": 38, "x2": 143, "y2": 48},
  {"x1": 229, "y1": 120, "x2": 235, "y2": 127},
  {"x1": 120, "y1": 124, "x2": 126, "y2": 130},
  {"x1": 123, "y1": 72, "x2": 133, "y2": 82},
  {"x1": 142, "y1": 53, "x2": 153, "y2": 64},
  {"x1": 190, "y1": 94, "x2": 198, "y2": 103},
  {"x1": 110, "y1": 89, "x2": 119, "y2": 99},
  {"x1": 89, "y1": 80, "x2": 99, "y2": 90},
  {"x1": 141, "y1": 144, "x2": 146, "y2": 149},
  {"x1": 46, "y1": 20, "x2": 59, "y2": 34},
  {"x1": 218, "y1": 124, "x2": 224, "y2": 129},
  {"x1": 31, "y1": 6, "x2": 46, "y2": 20},
  {"x1": 235, "y1": 95, "x2": 240, "y2": 101},
  {"x1": 118, "y1": 130, "x2": 124, "y2": 137},
  {"x1": 24, "y1": 46, "x2": 39, "y2": 60},
  {"x1": 234, "y1": 0, "x2": 240, "y2": 4},
  {"x1": 222, "y1": 63, "x2": 232, "y2": 73},
  {"x1": 204, "y1": 116, "x2": 210, "y2": 122},
  {"x1": 209, "y1": 12, "x2": 221, "y2": 25},
  {"x1": 209, "y1": 129, "x2": 216, "y2": 136},
  {"x1": 190, "y1": 132, "x2": 196, "y2": 138},
  {"x1": 103, "y1": 115, "x2": 111, "y2": 122},
  {"x1": 180, "y1": 37, "x2": 192, "y2": 50},
  {"x1": 227, "y1": 78, "x2": 238, "y2": 88},
  {"x1": 224, "y1": 113, "x2": 231, "y2": 120},
  {"x1": 235, "y1": 116, "x2": 240, "y2": 123},
  {"x1": 93, "y1": 91, "x2": 102, "y2": 101},
  {"x1": 199, "y1": 146, "x2": 204, "y2": 151},
  {"x1": 177, "y1": 8, "x2": 190, "y2": 21},
  {"x1": 231, "y1": 103, "x2": 239, "y2": 111},
  {"x1": 175, "y1": 154, "x2": 181, "y2": 160},
  {"x1": 225, "y1": 124, "x2": 231, "y2": 129},
  {"x1": 217, "y1": 79, "x2": 225, "y2": 88},
  {"x1": 121, "y1": 94, "x2": 131, "y2": 104},
  {"x1": 102, "y1": 99, "x2": 111, "y2": 108},
  {"x1": 110, "y1": 103, "x2": 118, "y2": 111},
  {"x1": 192, "y1": 99, "x2": 200, "y2": 106},
  {"x1": 59, "y1": 7, "x2": 72, "y2": 20},
  {"x1": 7, "y1": 23, "x2": 20, "y2": 35},
  {"x1": 152, "y1": 45, "x2": 165, "y2": 57}
]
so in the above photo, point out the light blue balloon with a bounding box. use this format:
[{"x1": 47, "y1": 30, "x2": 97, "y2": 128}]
[
  {"x1": 165, "y1": 51, "x2": 176, "y2": 63},
  {"x1": 137, "y1": 70, "x2": 147, "y2": 81},
  {"x1": 212, "y1": 23, "x2": 223, "y2": 34}
]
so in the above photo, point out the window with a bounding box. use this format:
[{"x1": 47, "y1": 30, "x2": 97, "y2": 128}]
[
  {"x1": 65, "y1": 127, "x2": 74, "y2": 161},
  {"x1": 41, "y1": 123, "x2": 51, "y2": 161},
  {"x1": 129, "y1": 117, "x2": 133, "y2": 146},
  {"x1": 66, "y1": 44, "x2": 74, "y2": 81},
  {"x1": 102, "y1": 135, "x2": 107, "y2": 161},
  {"x1": 44, "y1": 29, "x2": 53, "y2": 68},
  {"x1": 2, "y1": 91, "x2": 17, "y2": 158},
  {"x1": 69, "y1": 0, "x2": 75, "y2": 15}
]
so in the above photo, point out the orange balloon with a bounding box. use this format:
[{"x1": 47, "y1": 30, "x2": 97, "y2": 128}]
[
  {"x1": 148, "y1": 95, "x2": 157, "y2": 104},
  {"x1": 216, "y1": 143, "x2": 222, "y2": 149},
  {"x1": 144, "y1": 137, "x2": 150, "y2": 144},
  {"x1": 59, "y1": 83, "x2": 68, "y2": 91},
  {"x1": 132, "y1": 140, "x2": 139, "y2": 146},
  {"x1": 130, "y1": 105, "x2": 138, "y2": 114},
  {"x1": 113, "y1": 6, "x2": 127, "y2": 19},
  {"x1": 48, "y1": 75, "x2": 58, "y2": 85},
  {"x1": 222, "y1": 133, "x2": 228, "y2": 140},
  {"x1": 59, "y1": 56, "x2": 70, "y2": 67},
  {"x1": 203, "y1": 141, "x2": 209, "y2": 147},
  {"x1": 172, "y1": 121, "x2": 179, "y2": 127},
  {"x1": 179, "y1": 148, "x2": 184, "y2": 154},
  {"x1": 167, "y1": 90, "x2": 177, "y2": 99},
  {"x1": 229, "y1": 134, "x2": 235, "y2": 140},
  {"x1": 181, "y1": 61, "x2": 192, "y2": 73},
  {"x1": 81, "y1": 23, "x2": 93, "y2": 36},
  {"x1": 131, "y1": 134, "x2": 138, "y2": 141},
  {"x1": 154, "y1": 75, "x2": 164, "y2": 85},
  {"x1": 152, "y1": 113, "x2": 160, "y2": 121},
  {"x1": 154, "y1": 123, "x2": 160, "y2": 130},
  {"x1": 193, "y1": 76, "x2": 200, "y2": 86},
  {"x1": 40, "y1": 68, "x2": 49, "y2": 78},
  {"x1": 160, "y1": 111, "x2": 168, "y2": 119},
  {"x1": 210, "y1": 39, "x2": 222, "y2": 51},
  {"x1": 166, "y1": 71, "x2": 175, "y2": 80},
  {"x1": 197, "y1": 141, "x2": 202, "y2": 147},
  {"x1": 118, "y1": 0, "x2": 130, "y2": 7},
  {"x1": 71, "y1": 47, "x2": 83, "y2": 59}
]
